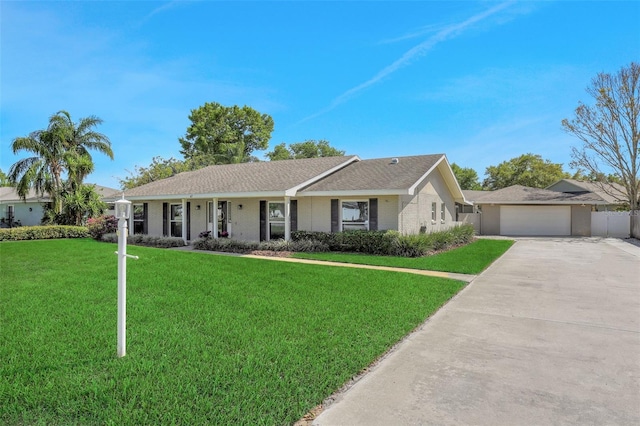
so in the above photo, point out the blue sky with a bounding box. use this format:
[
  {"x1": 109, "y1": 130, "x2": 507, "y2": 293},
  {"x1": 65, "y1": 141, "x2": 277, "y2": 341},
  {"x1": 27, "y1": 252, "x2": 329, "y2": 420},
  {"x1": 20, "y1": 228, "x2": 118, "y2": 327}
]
[{"x1": 2, "y1": 1, "x2": 639, "y2": 189}]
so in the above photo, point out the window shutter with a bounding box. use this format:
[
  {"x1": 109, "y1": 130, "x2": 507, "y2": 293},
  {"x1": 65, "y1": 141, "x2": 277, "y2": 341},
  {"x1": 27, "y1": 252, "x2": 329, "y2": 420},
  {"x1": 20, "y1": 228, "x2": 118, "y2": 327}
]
[
  {"x1": 162, "y1": 203, "x2": 168, "y2": 236},
  {"x1": 331, "y1": 199, "x2": 339, "y2": 233},
  {"x1": 291, "y1": 200, "x2": 298, "y2": 232},
  {"x1": 259, "y1": 200, "x2": 267, "y2": 241},
  {"x1": 369, "y1": 198, "x2": 378, "y2": 231},
  {"x1": 186, "y1": 202, "x2": 191, "y2": 240},
  {"x1": 143, "y1": 203, "x2": 148, "y2": 234}
]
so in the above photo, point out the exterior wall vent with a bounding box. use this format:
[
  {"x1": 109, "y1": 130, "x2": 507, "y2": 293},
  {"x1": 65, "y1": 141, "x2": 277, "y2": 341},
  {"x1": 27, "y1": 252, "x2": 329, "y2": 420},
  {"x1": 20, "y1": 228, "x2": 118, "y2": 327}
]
[{"x1": 391, "y1": 158, "x2": 399, "y2": 164}]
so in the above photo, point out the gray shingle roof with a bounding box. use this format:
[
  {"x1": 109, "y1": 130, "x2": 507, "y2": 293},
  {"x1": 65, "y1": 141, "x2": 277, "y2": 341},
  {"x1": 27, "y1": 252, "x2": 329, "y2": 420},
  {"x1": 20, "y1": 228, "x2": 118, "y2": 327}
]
[
  {"x1": 0, "y1": 184, "x2": 118, "y2": 202},
  {"x1": 462, "y1": 190, "x2": 492, "y2": 202},
  {"x1": 300, "y1": 154, "x2": 444, "y2": 193},
  {"x1": 0, "y1": 187, "x2": 48, "y2": 202},
  {"x1": 474, "y1": 185, "x2": 608, "y2": 204},
  {"x1": 122, "y1": 156, "x2": 358, "y2": 199},
  {"x1": 549, "y1": 179, "x2": 628, "y2": 204}
]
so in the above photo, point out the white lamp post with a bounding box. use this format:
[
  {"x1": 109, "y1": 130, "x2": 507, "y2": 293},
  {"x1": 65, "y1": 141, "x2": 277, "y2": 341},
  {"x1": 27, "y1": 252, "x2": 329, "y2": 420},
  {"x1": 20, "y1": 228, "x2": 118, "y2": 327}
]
[{"x1": 114, "y1": 197, "x2": 137, "y2": 358}]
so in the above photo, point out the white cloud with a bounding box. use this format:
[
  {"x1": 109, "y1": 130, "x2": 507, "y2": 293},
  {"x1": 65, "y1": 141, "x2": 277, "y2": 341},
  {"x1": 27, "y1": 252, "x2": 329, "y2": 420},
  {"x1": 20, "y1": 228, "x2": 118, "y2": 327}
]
[{"x1": 300, "y1": 1, "x2": 518, "y2": 123}]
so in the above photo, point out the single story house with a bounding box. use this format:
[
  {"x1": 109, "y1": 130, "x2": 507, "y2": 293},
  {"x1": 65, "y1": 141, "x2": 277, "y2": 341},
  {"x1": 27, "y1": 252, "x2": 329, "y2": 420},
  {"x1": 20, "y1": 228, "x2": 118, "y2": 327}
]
[
  {"x1": 0, "y1": 185, "x2": 119, "y2": 227},
  {"x1": 463, "y1": 185, "x2": 617, "y2": 237},
  {"x1": 111, "y1": 154, "x2": 468, "y2": 242}
]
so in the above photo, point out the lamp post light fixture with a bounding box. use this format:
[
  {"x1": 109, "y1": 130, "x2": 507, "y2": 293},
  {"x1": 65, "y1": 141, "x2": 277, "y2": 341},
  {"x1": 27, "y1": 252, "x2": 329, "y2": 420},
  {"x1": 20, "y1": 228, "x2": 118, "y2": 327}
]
[{"x1": 114, "y1": 197, "x2": 138, "y2": 358}]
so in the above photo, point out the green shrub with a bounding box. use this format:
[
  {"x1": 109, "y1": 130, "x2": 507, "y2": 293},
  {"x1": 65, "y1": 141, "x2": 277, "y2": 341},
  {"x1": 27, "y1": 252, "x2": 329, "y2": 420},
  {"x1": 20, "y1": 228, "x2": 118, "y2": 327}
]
[
  {"x1": 192, "y1": 237, "x2": 329, "y2": 254},
  {"x1": 0, "y1": 225, "x2": 89, "y2": 241},
  {"x1": 292, "y1": 225, "x2": 475, "y2": 257},
  {"x1": 86, "y1": 215, "x2": 118, "y2": 240},
  {"x1": 101, "y1": 233, "x2": 186, "y2": 248},
  {"x1": 192, "y1": 237, "x2": 257, "y2": 253},
  {"x1": 292, "y1": 230, "x2": 395, "y2": 254}
]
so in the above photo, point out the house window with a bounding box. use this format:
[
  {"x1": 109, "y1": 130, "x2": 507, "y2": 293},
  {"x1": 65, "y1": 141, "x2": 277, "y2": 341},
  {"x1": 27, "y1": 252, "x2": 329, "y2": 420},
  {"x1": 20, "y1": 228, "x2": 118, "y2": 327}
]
[
  {"x1": 170, "y1": 204, "x2": 182, "y2": 238},
  {"x1": 342, "y1": 200, "x2": 368, "y2": 231},
  {"x1": 268, "y1": 201, "x2": 285, "y2": 240},
  {"x1": 132, "y1": 204, "x2": 146, "y2": 234},
  {"x1": 431, "y1": 202, "x2": 437, "y2": 223},
  {"x1": 441, "y1": 203, "x2": 446, "y2": 223}
]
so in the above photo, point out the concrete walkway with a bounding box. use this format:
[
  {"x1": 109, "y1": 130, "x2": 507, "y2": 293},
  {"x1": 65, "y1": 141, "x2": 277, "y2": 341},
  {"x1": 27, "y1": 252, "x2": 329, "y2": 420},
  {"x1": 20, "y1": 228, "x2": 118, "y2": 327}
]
[{"x1": 313, "y1": 238, "x2": 640, "y2": 425}]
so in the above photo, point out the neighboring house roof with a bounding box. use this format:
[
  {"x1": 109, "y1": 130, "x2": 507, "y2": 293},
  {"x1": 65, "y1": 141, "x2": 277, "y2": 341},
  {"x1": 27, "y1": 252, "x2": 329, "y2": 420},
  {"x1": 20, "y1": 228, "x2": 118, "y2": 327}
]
[
  {"x1": 547, "y1": 179, "x2": 628, "y2": 205},
  {"x1": 0, "y1": 187, "x2": 50, "y2": 203},
  {"x1": 120, "y1": 156, "x2": 360, "y2": 200},
  {"x1": 472, "y1": 185, "x2": 608, "y2": 205},
  {"x1": 94, "y1": 185, "x2": 121, "y2": 199},
  {"x1": 0, "y1": 184, "x2": 119, "y2": 203}
]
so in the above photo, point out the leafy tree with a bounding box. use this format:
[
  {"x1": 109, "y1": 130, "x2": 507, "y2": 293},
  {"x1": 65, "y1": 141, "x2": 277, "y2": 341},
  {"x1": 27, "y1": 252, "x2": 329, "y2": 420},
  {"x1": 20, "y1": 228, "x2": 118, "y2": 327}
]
[
  {"x1": 0, "y1": 169, "x2": 10, "y2": 186},
  {"x1": 179, "y1": 102, "x2": 274, "y2": 165},
  {"x1": 451, "y1": 163, "x2": 481, "y2": 190},
  {"x1": 8, "y1": 111, "x2": 112, "y2": 217},
  {"x1": 266, "y1": 140, "x2": 346, "y2": 161},
  {"x1": 483, "y1": 153, "x2": 569, "y2": 190},
  {"x1": 120, "y1": 156, "x2": 190, "y2": 189},
  {"x1": 562, "y1": 62, "x2": 639, "y2": 210}
]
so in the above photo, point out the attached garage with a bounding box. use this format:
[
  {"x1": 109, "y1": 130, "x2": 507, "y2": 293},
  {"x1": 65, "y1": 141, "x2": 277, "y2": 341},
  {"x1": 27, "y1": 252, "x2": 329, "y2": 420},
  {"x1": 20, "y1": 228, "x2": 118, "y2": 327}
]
[
  {"x1": 500, "y1": 205, "x2": 571, "y2": 236},
  {"x1": 464, "y1": 185, "x2": 607, "y2": 237}
]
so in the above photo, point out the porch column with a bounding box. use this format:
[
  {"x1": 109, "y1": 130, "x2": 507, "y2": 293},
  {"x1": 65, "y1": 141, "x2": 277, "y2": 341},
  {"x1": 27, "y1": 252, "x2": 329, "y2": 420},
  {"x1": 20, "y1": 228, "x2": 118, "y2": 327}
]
[
  {"x1": 212, "y1": 197, "x2": 219, "y2": 239},
  {"x1": 284, "y1": 196, "x2": 291, "y2": 241},
  {"x1": 181, "y1": 198, "x2": 187, "y2": 244}
]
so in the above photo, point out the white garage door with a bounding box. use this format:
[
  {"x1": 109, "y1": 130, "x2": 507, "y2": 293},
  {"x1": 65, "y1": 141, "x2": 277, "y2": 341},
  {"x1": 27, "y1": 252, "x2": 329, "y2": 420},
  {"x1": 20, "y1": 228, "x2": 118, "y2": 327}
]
[{"x1": 500, "y1": 206, "x2": 571, "y2": 236}]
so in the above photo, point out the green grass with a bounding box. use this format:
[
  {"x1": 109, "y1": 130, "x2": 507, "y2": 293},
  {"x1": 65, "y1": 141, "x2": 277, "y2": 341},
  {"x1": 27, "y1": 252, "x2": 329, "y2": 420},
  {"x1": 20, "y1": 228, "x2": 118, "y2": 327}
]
[
  {"x1": 0, "y1": 239, "x2": 466, "y2": 425},
  {"x1": 292, "y1": 239, "x2": 514, "y2": 275}
]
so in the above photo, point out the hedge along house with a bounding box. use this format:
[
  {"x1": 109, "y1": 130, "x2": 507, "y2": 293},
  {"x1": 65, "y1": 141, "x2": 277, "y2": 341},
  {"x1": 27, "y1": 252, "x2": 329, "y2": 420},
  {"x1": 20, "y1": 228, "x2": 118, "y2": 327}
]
[{"x1": 112, "y1": 154, "x2": 468, "y2": 243}]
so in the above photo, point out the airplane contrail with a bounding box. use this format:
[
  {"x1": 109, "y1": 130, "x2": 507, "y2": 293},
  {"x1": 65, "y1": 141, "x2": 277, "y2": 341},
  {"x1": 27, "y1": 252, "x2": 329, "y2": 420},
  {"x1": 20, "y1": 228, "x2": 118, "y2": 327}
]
[{"x1": 299, "y1": 1, "x2": 515, "y2": 123}]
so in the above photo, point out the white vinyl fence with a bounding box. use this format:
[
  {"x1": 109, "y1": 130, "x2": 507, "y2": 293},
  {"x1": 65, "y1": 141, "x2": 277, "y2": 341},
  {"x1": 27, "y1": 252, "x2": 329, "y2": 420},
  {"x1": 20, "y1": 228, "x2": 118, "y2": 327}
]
[
  {"x1": 458, "y1": 213, "x2": 481, "y2": 234},
  {"x1": 591, "y1": 211, "x2": 631, "y2": 238}
]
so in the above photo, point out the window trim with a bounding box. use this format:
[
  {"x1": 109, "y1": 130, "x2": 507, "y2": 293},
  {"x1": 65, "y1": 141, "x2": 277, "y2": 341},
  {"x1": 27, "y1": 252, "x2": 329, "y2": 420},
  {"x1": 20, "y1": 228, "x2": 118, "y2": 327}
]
[
  {"x1": 341, "y1": 199, "x2": 369, "y2": 231},
  {"x1": 431, "y1": 202, "x2": 437, "y2": 223},
  {"x1": 440, "y1": 202, "x2": 446, "y2": 223}
]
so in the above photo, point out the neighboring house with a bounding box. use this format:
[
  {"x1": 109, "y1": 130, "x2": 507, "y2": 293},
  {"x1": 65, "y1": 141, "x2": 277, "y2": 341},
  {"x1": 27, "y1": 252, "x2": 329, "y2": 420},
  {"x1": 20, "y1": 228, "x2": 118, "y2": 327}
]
[
  {"x1": 109, "y1": 154, "x2": 468, "y2": 242},
  {"x1": 0, "y1": 185, "x2": 119, "y2": 227},
  {"x1": 546, "y1": 179, "x2": 628, "y2": 211},
  {"x1": 464, "y1": 185, "x2": 612, "y2": 236},
  {"x1": 0, "y1": 187, "x2": 49, "y2": 227}
]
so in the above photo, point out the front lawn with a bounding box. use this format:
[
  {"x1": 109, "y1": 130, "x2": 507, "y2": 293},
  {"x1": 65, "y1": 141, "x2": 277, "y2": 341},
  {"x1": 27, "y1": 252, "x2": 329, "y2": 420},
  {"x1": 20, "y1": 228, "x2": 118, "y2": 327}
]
[
  {"x1": 0, "y1": 239, "x2": 465, "y2": 425},
  {"x1": 292, "y1": 238, "x2": 514, "y2": 274}
]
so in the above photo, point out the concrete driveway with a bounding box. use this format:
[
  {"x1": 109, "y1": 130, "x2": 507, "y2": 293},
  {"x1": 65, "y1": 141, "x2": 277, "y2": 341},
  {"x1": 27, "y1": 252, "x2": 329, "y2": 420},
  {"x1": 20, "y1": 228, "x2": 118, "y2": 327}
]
[{"x1": 314, "y1": 238, "x2": 640, "y2": 425}]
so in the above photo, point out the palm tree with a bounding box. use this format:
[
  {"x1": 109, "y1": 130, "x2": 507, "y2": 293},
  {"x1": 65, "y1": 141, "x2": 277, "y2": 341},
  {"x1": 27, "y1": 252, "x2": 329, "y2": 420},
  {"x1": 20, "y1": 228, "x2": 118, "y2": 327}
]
[
  {"x1": 8, "y1": 110, "x2": 113, "y2": 217},
  {"x1": 9, "y1": 128, "x2": 66, "y2": 214},
  {"x1": 48, "y1": 110, "x2": 114, "y2": 187}
]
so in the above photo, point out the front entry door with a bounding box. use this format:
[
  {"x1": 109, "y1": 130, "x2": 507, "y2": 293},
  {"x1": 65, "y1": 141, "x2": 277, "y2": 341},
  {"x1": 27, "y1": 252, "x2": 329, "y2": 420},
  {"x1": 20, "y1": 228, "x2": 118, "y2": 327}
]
[{"x1": 208, "y1": 201, "x2": 228, "y2": 236}]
